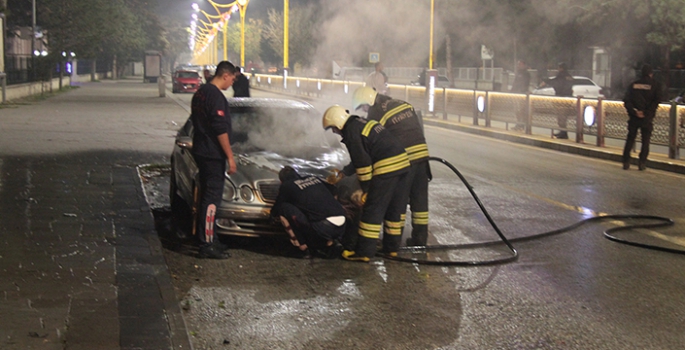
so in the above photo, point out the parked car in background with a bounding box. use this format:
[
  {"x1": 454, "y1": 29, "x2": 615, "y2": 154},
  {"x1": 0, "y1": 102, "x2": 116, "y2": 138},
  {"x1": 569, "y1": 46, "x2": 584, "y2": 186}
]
[
  {"x1": 410, "y1": 75, "x2": 451, "y2": 88},
  {"x1": 170, "y1": 98, "x2": 349, "y2": 237},
  {"x1": 532, "y1": 76, "x2": 604, "y2": 98},
  {"x1": 172, "y1": 70, "x2": 202, "y2": 93}
]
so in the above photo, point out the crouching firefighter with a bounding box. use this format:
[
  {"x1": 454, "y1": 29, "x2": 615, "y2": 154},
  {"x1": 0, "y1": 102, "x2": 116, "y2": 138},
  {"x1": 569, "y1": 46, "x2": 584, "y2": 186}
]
[
  {"x1": 353, "y1": 86, "x2": 430, "y2": 246},
  {"x1": 270, "y1": 166, "x2": 346, "y2": 258},
  {"x1": 322, "y1": 105, "x2": 411, "y2": 262}
]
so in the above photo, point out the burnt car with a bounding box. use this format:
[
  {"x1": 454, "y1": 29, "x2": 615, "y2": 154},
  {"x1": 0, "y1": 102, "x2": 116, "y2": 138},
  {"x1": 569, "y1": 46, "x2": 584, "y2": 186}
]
[
  {"x1": 172, "y1": 70, "x2": 202, "y2": 93},
  {"x1": 170, "y1": 98, "x2": 349, "y2": 237}
]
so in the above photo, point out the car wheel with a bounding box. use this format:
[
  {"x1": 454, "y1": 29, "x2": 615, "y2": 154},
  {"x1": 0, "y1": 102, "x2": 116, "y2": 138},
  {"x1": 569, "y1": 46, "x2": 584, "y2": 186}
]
[{"x1": 170, "y1": 166, "x2": 192, "y2": 239}]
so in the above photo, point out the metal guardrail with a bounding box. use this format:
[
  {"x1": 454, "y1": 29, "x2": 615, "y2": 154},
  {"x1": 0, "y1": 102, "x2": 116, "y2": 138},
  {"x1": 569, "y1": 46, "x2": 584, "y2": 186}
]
[{"x1": 251, "y1": 74, "x2": 684, "y2": 160}]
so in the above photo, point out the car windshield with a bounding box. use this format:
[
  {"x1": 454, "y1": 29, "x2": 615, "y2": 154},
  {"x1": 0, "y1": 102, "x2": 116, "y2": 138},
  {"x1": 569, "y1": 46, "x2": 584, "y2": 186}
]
[
  {"x1": 230, "y1": 106, "x2": 339, "y2": 159},
  {"x1": 573, "y1": 78, "x2": 595, "y2": 86},
  {"x1": 177, "y1": 71, "x2": 200, "y2": 79}
]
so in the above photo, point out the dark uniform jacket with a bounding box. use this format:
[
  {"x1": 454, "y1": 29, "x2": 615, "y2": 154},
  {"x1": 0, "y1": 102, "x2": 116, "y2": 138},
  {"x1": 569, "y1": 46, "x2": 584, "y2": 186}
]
[
  {"x1": 623, "y1": 76, "x2": 661, "y2": 121},
  {"x1": 366, "y1": 94, "x2": 429, "y2": 164},
  {"x1": 232, "y1": 74, "x2": 251, "y2": 97},
  {"x1": 341, "y1": 116, "x2": 410, "y2": 192},
  {"x1": 271, "y1": 175, "x2": 345, "y2": 223},
  {"x1": 190, "y1": 83, "x2": 231, "y2": 159},
  {"x1": 545, "y1": 70, "x2": 574, "y2": 97}
]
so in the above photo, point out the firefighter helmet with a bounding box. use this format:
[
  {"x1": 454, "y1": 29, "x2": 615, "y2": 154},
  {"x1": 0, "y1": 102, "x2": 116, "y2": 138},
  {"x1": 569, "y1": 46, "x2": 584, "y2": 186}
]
[
  {"x1": 322, "y1": 105, "x2": 350, "y2": 130},
  {"x1": 352, "y1": 86, "x2": 378, "y2": 110}
]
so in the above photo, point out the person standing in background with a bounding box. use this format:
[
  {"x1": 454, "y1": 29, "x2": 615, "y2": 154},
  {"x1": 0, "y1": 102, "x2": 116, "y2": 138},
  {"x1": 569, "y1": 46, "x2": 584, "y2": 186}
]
[
  {"x1": 366, "y1": 62, "x2": 388, "y2": 94},
  {"x1": 622, "y1": 64, "x2": 661, "y2": 171}
]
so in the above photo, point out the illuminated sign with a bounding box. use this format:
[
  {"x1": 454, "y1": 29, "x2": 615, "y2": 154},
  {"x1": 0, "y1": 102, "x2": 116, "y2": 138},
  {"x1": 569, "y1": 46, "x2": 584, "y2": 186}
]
[
  {"x1": 283, "y1": 69, "x2": 288, "y2": 89},
  {"x1": 428, "y1": 76, "x2": 435, "y2": 112},
  {"x1": 584, "y1": 105, "x2": 596, "y2": 126},
  {"x1": 477, "y1": 95, "x2": 485, "y2": 113}
]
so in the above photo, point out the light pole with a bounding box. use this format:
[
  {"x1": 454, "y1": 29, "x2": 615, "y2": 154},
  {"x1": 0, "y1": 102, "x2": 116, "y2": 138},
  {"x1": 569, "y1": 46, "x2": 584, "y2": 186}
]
[
  {"x1": 429, "y1": 0, "x2": 434, "y2": 70},
  {"x1": 284, "y1": 0, "x2": 289, "y2": 70},
  {"x1": 236, "y1": 0, "x2": 249, "y2": 67}
]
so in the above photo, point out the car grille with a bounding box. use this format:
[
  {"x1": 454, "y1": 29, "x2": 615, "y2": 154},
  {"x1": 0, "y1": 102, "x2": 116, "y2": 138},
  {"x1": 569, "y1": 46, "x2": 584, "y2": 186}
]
[{"x1": 258, "y1": 182, "x2": 280, "y2": 203}]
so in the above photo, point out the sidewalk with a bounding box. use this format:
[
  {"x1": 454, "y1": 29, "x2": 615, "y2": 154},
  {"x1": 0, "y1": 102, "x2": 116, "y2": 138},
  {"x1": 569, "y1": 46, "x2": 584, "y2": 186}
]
[
  {"x1": 420, "y1": 114, "x2": 685, "y2": 174},
  {"x1": 0, "y1": 79, "x2": 192, "y2": 349}
]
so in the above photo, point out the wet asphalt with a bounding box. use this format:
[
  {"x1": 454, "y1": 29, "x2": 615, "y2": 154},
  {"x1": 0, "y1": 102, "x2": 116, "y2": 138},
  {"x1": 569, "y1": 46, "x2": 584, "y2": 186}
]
[
  {"x1": 0, "y1": 80, "x2": 684, "y2": 349},
  {"x1": 163, "y1": 88, "x2": 685, "y2": 349}
]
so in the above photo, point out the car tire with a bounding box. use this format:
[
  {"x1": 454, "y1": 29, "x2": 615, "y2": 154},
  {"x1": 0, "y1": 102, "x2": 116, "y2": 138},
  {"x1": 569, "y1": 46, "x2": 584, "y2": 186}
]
[{"x1": 170, "y1": 166, "x2": 192, "y2": 239}]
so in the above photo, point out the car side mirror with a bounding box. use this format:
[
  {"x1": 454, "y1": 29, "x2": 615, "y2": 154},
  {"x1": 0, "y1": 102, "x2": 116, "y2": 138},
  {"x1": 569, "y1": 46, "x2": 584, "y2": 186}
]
[{"x1": 176, "y1": 136, "x2": 193, "y2": 150}]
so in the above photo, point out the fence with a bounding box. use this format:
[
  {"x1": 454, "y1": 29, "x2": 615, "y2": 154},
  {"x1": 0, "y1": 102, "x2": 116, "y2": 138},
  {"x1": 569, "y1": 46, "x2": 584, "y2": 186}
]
[{"x1": 251, "y1": 73, "x2": 684, "y2": 160}]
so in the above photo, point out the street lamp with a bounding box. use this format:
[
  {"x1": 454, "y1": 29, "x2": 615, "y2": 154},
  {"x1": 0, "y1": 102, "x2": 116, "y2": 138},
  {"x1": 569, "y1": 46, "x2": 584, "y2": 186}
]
[
  {"x1": 284, "y1": 0, "x2": 289, "y2": 70},
  {"x1": 236, "y1": 0, "x2": 249, "y2": 67},
  {"x1": 429, "y1": 0, "x2": 434, "y2": 70}
]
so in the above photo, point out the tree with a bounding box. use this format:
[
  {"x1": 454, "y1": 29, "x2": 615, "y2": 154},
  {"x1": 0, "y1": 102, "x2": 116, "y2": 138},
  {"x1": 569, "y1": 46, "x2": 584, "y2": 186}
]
[
  {"x1": 262, "y1": 4, "x2": 320, "y2": 68},
  {"x1": 224, "y1": 18, "x2": 263, "y2": 65},
  {"x1": 571, "y1": 0, "x2": 685, "y2": 88}
]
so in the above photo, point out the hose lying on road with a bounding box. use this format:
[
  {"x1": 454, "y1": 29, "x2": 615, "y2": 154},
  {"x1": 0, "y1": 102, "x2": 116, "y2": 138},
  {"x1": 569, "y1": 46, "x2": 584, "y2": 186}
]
[{"x1": 381, "y1": 156, "x2": 678, "y2": 266}]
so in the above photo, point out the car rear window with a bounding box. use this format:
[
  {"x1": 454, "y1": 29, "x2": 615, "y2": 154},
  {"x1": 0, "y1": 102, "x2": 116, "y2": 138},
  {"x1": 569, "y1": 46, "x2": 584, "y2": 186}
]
[
  {"x1": 177, "y1": 71, "x2": 200, "y2": 79},
  {"x1": 573, "y1": 79, "x2": 595, "y2": 86}
]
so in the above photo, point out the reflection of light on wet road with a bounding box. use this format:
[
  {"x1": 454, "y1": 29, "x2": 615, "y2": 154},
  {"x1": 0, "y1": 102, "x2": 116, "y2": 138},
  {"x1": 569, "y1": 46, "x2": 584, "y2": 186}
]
[
  {"x1": 373, "y1": 260, "x2": 388, "y2": 282},
  {"x1": 337, "y1": 279, "x2": 362, "y2": 298}
]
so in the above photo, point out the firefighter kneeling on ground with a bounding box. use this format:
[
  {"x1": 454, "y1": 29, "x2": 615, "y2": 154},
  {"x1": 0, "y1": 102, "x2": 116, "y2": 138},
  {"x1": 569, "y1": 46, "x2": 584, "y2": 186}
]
[
  {"x1": 271, "y1": 166, "x2": 346, "y2": 259},
  {"x1": 323, "y1": 105, "x2": 411, "y2": 262},
  {"x1": 352, "y1": 86, "x2": 431, "y2": 246}
]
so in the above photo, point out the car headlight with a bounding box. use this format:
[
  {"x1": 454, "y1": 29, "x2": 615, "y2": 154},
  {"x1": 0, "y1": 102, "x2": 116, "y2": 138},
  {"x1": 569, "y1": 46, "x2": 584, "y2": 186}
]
[
  {"x1": 240, "y1": 185, "x2": 255, "y2": 202},
  {"x1": 223, "y1": 184, "x2": 236, "y2": 201}
]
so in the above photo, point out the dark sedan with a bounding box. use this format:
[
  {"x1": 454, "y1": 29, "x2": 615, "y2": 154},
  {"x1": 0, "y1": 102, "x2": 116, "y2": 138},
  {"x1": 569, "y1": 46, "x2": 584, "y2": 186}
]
[{"x1": 170, "y1": 98, "x2": 349, "y2": 237}]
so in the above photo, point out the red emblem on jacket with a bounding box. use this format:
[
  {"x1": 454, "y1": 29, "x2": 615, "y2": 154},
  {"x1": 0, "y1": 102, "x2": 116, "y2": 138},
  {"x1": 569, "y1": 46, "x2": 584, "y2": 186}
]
[{"x1": 217, "y1": 110, "x2": 225, "y2": 117}]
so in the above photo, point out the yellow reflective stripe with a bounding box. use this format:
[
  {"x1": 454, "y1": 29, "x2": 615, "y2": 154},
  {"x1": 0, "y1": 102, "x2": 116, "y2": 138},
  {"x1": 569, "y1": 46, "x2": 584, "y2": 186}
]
[
  {"x1": 356, "y1": 166, "x2": 373, "y2": 181},
  {"x1": 400, "y1": 214, "x2": 406, "y2": 222},
  {"x1": 359, "y1": 221, "x2": 381, "y2": 239},
  {"x1": 379, "y1": 104, "x2": 412, "y2": 125},
  {"x1": 362, "y1": 120, "x2": 379, "y2": 137},
  {"x1": 384, "y1": 226, "x2": 402, "y2": 235},
  {"x1": 373, "y1": 153, "x2": 410, "y2": 175},
  {"x1": 412, "y1": 211, "x2": 429, "y2": 225},
  {"x1": 406, "y1": 143, "x2": 429, "y2": 161},
  {"x1": 384, "y1": 219, "x2": 403, "y2": 235},
  {"x1": 384, "y1": 220, "x2": 403, "y2": 228}
]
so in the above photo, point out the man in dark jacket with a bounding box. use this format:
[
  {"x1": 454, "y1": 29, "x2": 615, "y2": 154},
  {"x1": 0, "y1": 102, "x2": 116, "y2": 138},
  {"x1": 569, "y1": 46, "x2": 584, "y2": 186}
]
[
  {"x1": 191, "y1": 61, "x2": 238, "y2": 259},
  {"x1": 510, "y1": 60, "x2": 531, "y2": 131},
  {"x1": 352, "y1": 86, "x2": 430, "y2": 247},
  {"x1": 322, "y1": 105, "x2": 411, "y2": 262},
  {"x1": 622, "y1": 64, "x2": 661, "y2": 171},
  {"x1": 271, "y1": 166, "x2": 346, "y2": 258},
  {"x1": 232, "y1": 67, "x2": 251, "y2": 97},
  {"x1": 540, "y1": 62, "x2": 574, "y2": 139}
]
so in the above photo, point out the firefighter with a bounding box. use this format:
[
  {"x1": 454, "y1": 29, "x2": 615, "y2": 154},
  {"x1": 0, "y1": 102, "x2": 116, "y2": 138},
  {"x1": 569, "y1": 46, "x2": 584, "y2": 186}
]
[
  {"x1": 270, "y1": 166, "x2": 346, "y2": 258},
  {"x1": 352, "y1": 86, "x2": 430, "y2": 246},
  {"x1": 539, "y1": 62, "x2": 574, "y2": 139},
  {"x1": 322, "y1": 105, "x2": 411, "y2": 262},
  {"x1": 191, "y1": 61, "x2": 238, "y2": 259}
]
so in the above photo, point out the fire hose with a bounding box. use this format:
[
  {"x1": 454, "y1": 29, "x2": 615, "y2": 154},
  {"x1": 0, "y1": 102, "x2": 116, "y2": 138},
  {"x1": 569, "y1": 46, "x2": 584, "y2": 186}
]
[{"x1": 381, "y1": 156, "x2": 679, "y2": 266}]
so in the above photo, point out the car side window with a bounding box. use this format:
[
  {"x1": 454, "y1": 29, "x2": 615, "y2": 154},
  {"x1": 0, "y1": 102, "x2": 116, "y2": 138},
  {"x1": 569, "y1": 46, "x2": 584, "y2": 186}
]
[{"x1": 573, "y1": 79, "x2": 594, "y2": 86}]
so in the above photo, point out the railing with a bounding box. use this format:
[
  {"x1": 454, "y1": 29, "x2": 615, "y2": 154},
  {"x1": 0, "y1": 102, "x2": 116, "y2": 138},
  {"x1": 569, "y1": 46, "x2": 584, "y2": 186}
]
[{"x1": 251, "y1": 74, "x2": 684, "y2": 160}]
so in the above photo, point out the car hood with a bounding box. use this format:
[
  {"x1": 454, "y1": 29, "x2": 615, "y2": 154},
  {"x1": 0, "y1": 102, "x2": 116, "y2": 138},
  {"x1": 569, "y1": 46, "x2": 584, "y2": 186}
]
[{"x1": 229, "y1": 148, "x2": 348, "y2": 184}]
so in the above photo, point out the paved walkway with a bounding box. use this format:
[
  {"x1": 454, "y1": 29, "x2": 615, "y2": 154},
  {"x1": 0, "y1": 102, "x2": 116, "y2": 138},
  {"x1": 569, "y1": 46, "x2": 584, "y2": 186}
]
[{"x1": 0, "y1": 79, "x2": 191, "y2": 350}]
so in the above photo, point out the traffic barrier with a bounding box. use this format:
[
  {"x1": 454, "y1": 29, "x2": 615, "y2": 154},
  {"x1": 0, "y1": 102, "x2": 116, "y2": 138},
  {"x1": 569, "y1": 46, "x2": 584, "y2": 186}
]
[{"x1": 252, "y1": 73, "x2": 685, "y2": 160}]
